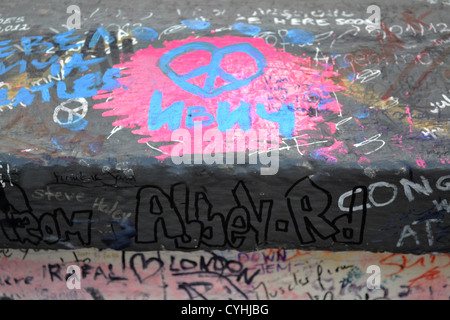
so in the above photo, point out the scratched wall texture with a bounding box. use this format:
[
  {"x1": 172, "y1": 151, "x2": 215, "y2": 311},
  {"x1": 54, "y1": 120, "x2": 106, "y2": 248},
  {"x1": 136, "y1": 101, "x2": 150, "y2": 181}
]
[
  {"x1": 0, "y1": 248, "x2": 448, "y2": 300},
  {"x1": 0, "y1": 0, "x2": 449, "y2": 299}
]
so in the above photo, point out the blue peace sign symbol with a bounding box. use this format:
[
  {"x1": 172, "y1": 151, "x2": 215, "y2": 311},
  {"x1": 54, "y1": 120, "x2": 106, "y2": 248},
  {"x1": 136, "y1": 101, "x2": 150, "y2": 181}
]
[{"x1": 158, "y1": 42, "x2": 266, "y2": 98}]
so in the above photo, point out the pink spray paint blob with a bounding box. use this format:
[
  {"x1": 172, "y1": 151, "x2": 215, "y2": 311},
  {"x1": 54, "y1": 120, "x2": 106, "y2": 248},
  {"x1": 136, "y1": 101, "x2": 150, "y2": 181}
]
[{"x1": 93, "y1": 36, "x2": 345, "y2": 160}]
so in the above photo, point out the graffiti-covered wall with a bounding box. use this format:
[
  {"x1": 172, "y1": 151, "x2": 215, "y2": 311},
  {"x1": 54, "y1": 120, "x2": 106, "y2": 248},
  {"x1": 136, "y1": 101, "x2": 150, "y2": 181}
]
[
  {"x1": 0, "y1": 0, "x2": 448, "y2": 299},
  {"x1": 1, "y1": 248, "x2": 449, "y2": 300}
]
